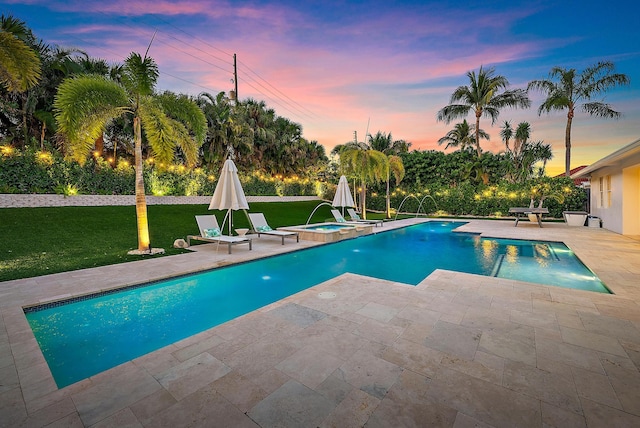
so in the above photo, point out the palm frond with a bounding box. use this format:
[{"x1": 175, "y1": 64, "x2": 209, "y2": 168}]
[
  {"x1": 122, "y1": 53, "x2": 158, "y2": 96},
  {"x1": 54, "y1": 75, "x2": 129, "y2": 163},
  {"x1": 0, "y1": 30, "x2": 41, "y2": 92},
  {"x1": 156, "y1": 91, "x2": 207, "y2": 146},
  {"x1": 139, "y1": 97, "x2": 178, "y2": 165},
  {"x1": 582, "y1": 102, "x2": 622, "y2": 119}
]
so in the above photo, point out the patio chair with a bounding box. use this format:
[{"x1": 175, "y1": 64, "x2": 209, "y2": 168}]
[
  {"x1": 187, "y1": 215, "x2": 252, "y2": 254},
  {"x1": 330, "y1": 209, "x2": 370, "y2": 231},
  {"x1": 248, "y1": 213, "x2": 299, "y2": 245},
  {"x1": 347, "y1": 208, "x2": 384, "y2": 227}
]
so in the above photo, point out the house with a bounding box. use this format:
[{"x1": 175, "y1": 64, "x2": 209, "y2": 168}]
[{"x1": 572, "y1": 138, "x2": 640, "y2": 236}]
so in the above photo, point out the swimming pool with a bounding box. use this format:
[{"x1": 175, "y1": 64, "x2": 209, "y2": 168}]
[{"x1": 25, "y1": 221, "x2": 607, "y2": 388}]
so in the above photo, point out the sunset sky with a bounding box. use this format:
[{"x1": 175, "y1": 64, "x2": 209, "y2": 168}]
[{"x1": 5, "y1": 0, "x2": 640, "y2": 176}]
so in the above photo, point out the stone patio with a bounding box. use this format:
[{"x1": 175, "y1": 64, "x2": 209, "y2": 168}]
[{"x1": 1, "y1": 219, "x2": 640, "y2": 427}]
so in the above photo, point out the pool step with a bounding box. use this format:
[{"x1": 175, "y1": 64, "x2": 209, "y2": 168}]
[{"x1": 490, "y1": 254, "x2": 505, "y2": 277}]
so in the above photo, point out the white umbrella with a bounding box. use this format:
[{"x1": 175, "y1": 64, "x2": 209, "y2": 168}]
[
  {"x1": 209, "y1": 158, "x2": 249, "y2": 235},
  {"x1": 332, "y1": 175, "x2": 355, "y2": 215}
]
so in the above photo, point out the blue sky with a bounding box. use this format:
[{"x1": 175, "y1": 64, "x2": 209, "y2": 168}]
[{"x1": 4, "y1": 0, "x2": 640, "y2": 175}]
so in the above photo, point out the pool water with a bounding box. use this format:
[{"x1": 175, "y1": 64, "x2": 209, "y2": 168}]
[
  {"x1": 303, "y1": 223, "x2": 352, "y2": 231},
  {"x1": 25, "y1": 221, "x2": 607, "y2": 388}
]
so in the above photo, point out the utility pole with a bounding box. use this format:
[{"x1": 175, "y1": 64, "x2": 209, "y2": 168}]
[{"x1": 233, "y1": 53, "x2": 238, "y2": 105}]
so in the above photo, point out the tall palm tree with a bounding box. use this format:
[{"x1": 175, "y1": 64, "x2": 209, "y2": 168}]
[
  {"x1": 54, "y1": 52, "x2": 206, "y2": 253},
  {"x1": 438, "y1": 119, "x2": 489, "y2": 152},
  {"x1": 340, "y1": 147, "x2": 388, "y2": 219},
  {"x1": 437, "y1": 66, "x2": 530, "y2": 157},
  {"x1": 0, "y1": 15, "x2": 41, "y2": 93},
  {"x1": 528, "y1": 61, "x2": 630, "y2": 176}
]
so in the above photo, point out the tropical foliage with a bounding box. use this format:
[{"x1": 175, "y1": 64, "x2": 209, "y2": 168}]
[{"x1": 528, "y1": 61, "x2": 630, "y2": 176}]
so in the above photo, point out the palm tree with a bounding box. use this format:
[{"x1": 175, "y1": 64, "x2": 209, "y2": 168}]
[
  {"x1": 528, "y1": 61, "x2": 630, "y2": 176},
  {"x1": 513, "y1": 121, "x2": 531, "y2": 155},
  {"x1": 54, "y1": 52, "x2": 206, "y2": 253},
  {"x1": 367, "y1": 131, "x2": 408, "y2": 217},
  {"x1": 437, "y1": 66, "x2": 530, "y2": 157},
  {"x1": 500, "y1": 121, "x2": 513, "y2": 152},
  {"x1": 438, "y1": 119, "x2": 489, "y2": 152},
  {"x1": 0, "y1": 15, "x2": 41, "y2": 93},
  {"x1": 368, "y1": 131, "x2": 410, "y2": 154},
  {"x1": 340, "y1": 147, "x2": 388, "y2": 219}
]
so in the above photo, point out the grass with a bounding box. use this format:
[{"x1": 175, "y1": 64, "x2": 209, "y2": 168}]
[{"x1": 0, "y1": 201, "x2": 376, "y2": 282}]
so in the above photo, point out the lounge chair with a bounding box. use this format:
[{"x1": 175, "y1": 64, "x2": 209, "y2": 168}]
[
  {"x1": 347, "y1": 208, "x2": 383, "y2": 227},
  {"x1": 248, "y1": 213, "x2": 299, "y2": 245},
  {"x1": 187, "y1": 215, "x2": 252, "y2": 254},
  {"x1": 330, "y1": 209, "x2": 370, "y2": 231}
]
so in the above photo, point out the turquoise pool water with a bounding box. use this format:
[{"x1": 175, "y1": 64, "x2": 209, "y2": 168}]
[
  {"x1": 303, "y1": 223, "x2": 352, "y2": 231},
  {"x1": 25, "y1": 221, "x2": 607, "y2": 388}
]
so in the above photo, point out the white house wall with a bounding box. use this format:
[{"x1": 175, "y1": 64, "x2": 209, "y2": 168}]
[
  {"x1": 622, "y1": 165, "x2": 640, "y2": 235},
  {"x1": 590, "y1": 168, "x2": 623, "y2": 233},
  {"x1": 588, "y1": 150, "x2": 640, "y2": 235}
]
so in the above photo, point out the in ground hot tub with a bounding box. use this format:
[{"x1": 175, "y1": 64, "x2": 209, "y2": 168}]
[{"x1": 279, "y1": 222, "x2": 373, "y2": 242}]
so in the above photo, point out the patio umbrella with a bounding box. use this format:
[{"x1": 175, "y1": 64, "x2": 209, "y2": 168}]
[
  {"x1": 332, "y1": 175, "x2": 355, "y2": 215},
  {"x1": 209, "y1": 158, "x2": 249, "y2": 235}
]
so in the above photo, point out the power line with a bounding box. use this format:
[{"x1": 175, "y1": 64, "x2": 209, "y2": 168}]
[
  {"x1": 237, "y1": 60, "x2": 317, "y2": 118},
  {"x1": 133, "y1": 14, "x2": 319, "y2": 120}
]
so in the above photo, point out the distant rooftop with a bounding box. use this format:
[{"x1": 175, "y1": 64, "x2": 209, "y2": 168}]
[{"x1": 555, "y1": 165, "x2": 589, "y2": 186}]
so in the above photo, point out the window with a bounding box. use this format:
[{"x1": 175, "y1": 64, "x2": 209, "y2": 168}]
[{"x1": 599, "y1": 175, "x2": 612, "y2": 208}]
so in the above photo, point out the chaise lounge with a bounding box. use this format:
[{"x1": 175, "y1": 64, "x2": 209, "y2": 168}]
[
  {"x1": 187, "y1": 215, "x2": 252, "y2": 254},
  {"x1": 347, "y1": 208, "x2": 384, "y2": 227},
  {"x1": 248, "y1": 213, "x2": 299, "y2": 245}
]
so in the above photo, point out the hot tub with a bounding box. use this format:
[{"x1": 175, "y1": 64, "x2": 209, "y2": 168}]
[{"x1": 279, "y1": 222, "x2": 373, "y2": 242}]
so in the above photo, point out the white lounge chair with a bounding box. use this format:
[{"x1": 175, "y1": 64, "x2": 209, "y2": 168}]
[
  {"x1": 330, "y1": 209, "x2": 370, "y2": 231},
  {"x1": 331, "y1": 209, "x2": 382, "y2": 228},
  {"x1": 347, "y1": 208, "x2": 383, "y2": 227},
  {"x1": 187, "y1": 215, "x2": 252, "y2": 254},
  {"x1": 248, "y1": 213, "x2": 299, "y2": 245}
]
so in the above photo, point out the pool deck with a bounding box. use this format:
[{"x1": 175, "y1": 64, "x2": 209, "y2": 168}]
[{"x1": 2, "y1": 219, "x2": 640, "y2": 427}]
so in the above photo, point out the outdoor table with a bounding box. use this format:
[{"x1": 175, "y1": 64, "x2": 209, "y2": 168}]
[{"x1": 508, "y1": 207, "x2": 549, "y2": 228}]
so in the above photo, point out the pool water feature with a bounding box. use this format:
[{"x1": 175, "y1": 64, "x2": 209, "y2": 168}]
[{"x1": 25, "y1": 221, "x2": 608, "y2": 388}]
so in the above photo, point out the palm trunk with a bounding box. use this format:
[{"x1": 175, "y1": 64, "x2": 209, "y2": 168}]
[
  {"x1": 475, "y1": 112, "x2": 482, "y2": 158},
  {"x1": 360, "y1": 181, "x2": 367, "y2": 220},
  {"x1": 134, "y1": 115, "x2": 151, "y2": 252},
  {"x1": 385, "y1": 176, "x2": 391, "y2": 219},
  {"x1": 565, "y1": 109, "x2": 573, "y2": 177}
]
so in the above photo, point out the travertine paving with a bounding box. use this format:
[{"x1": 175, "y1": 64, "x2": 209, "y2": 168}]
[{"x1": 1, "y1": 219, "x2": 640, "y2": 427}]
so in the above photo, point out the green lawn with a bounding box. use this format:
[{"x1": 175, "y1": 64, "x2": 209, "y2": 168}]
[{"x1": 0, "y1": 201, "x2": 375, "y2": 282}]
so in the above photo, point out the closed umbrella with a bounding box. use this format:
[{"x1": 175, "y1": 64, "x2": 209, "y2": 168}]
[
  {"x1": 332, "y1": 175, "x2": 355, "y2": 215},
  {"x1": 209, "y1": 158, "x2": 249, "y2": 235}
]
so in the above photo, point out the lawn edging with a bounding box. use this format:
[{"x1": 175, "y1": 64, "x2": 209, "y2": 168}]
[{"x1": 0, "y1": 194, "x2": 320, "y2": 208}]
